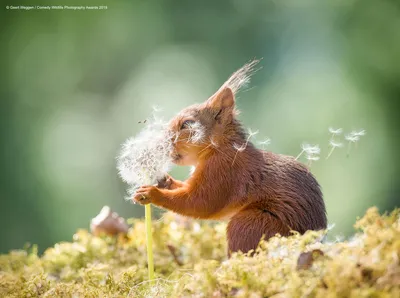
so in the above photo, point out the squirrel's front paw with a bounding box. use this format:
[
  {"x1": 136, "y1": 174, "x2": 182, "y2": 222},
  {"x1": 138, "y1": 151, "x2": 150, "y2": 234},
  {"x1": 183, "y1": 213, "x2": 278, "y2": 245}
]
[
  {"x1": 133, "y1": 185, "x2": 161, "y2": 205},
  {"x1": 156, "y1": 175, "x2": 173, "y2": 189}
]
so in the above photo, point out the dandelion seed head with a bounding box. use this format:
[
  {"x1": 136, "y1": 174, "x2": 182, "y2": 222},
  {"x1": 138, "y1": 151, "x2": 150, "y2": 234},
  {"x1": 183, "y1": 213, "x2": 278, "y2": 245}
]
[
  {"x1": 117, "y1": 118, "x2": 173, "y2": 191},
  {"x1": 328, "y1": 127, "x2": 343, "y2": 135},
  {"x1": 329, "y1": 140, "x2": 344, "y2": 148}
]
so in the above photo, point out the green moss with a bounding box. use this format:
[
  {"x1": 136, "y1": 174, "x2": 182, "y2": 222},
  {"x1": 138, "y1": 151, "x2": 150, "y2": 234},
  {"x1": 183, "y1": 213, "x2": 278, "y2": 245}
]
[{"x1": 1, "y1": 208, "x2": 399, "y2": 297}]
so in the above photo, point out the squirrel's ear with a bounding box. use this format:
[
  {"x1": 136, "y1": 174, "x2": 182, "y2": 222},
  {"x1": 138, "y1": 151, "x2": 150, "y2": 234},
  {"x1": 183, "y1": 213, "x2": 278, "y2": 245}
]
[{"x1": 206, "y1": 87, "x2": 235, "y2": 111}]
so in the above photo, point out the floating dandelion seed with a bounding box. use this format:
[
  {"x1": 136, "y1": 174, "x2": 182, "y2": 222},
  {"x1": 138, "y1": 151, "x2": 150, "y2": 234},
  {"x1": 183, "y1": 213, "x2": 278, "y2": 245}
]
[
  {"x1": 232, "y1": 128, "x2": 258, "y2": 165},
  {"x1": 326, "y1": 139, "x2": 344, "y2": 159},
  {"x1": 345, "y1": 134, "x2": 360, "y2": 143},
  {"x1": 296, "y1": 143, "x2": 320, "y2": 169},
  {"x1": 233, "y1": 142, "x2": 246, "y2": 152},
  {"x1": 351, "y1": 129, "x2": 366, "y2": 137},
  {"x1": 306, "y1": 155, "x2": 320, "y2": 161},
  {"x1": 345, "y1": 129, "x2": 366, "y2": 157},
  {"x1": 326, "y1": 127, "x2": 344, "y2": 159},
  {"x1": 210, "y1": 137, "x2": 218, "y2": 148},
  {"x1": 304, "y1": 144, "x2": 321, "y2": 155},
  {"x1": 327, "y1": 223, "x2": 336, "y2": 231},
  {"x1": 248, "y1": 128, "x2": 259, "y2": 137},
  {"x1": 258, "y1": 138, "x2": 271, "y2": 150},
  {"x1": 151, "y1": 105, "x2": 163, "y2": 113},
  {"x1": 330, "y1": 140, "x2": 344, "y2": 148},
  {"x1": 334, "y1": 234, "x2": 345, "y2": 243},
  {"x1": 306, "y1": 153, "x2": 320, "y2": 168},
  {"x1": 187, "y1": 121, "x2": 205, "y2": 144},
  {"x1": 328, "y1": 127, "x2": 343, "y2": 136},
  {"x1": 296, "y1": 143, "x2": 320, "y2": 160}
]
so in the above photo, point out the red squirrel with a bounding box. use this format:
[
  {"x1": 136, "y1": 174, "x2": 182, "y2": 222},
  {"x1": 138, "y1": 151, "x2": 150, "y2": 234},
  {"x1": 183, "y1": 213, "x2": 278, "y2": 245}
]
[{"x1": 133, "y1": 60, "x2": 327, "y2": 254}]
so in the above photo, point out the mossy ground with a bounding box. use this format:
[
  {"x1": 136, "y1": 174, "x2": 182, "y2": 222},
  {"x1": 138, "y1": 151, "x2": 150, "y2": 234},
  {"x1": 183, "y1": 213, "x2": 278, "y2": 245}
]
[{"x1": 1, "y1": 208, "x2": 399, "y2": 297}]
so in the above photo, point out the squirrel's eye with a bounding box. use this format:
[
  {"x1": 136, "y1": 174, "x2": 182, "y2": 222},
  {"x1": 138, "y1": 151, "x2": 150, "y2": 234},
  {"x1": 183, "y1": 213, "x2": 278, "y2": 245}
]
[{"x1": 181, "y1": 120, "x2": 195, "y2": 130}]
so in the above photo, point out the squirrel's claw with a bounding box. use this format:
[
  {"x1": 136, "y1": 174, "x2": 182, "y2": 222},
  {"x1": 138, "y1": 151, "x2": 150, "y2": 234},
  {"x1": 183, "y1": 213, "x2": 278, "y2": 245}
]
[{"x1": 133, "y1": 185, "x2": 161, "y2": 205}]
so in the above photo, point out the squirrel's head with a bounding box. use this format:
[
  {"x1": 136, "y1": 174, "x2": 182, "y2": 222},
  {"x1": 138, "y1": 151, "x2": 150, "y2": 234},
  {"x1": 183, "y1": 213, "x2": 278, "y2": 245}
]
[{"x1": 167, "y1": 59, "x2": 260, "y2": 166}]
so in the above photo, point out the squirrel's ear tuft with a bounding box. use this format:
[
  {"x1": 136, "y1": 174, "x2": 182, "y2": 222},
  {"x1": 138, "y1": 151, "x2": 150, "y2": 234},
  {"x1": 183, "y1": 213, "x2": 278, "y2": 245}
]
[
  {"x1": 205, "y1": 59, "x2": 260, "y2": 112},
  {"x1": 206, "y1": 87, "x2": 235, "y2": 111}
]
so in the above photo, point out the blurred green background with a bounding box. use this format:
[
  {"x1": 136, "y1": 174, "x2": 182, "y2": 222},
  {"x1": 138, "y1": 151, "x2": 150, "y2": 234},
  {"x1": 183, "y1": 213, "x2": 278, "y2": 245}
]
[{"x1": 1, "y1": 0, "x2": 399, "y2": 253}]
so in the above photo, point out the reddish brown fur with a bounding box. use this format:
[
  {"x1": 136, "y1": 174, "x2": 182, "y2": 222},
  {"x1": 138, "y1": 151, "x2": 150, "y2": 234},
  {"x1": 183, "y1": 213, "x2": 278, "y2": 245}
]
[{"x1": 134, "y1": 61, "x2": 327, "y2": 255}]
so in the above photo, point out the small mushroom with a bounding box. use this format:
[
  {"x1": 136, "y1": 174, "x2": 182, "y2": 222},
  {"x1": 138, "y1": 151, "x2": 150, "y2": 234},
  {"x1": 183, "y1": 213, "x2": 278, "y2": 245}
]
[
  {"x1": 90, "y1": 206, "x2": 129, "y2": 236},
  {"x1": 296, "y1": 249, "x2": 324, "y2": 270}
]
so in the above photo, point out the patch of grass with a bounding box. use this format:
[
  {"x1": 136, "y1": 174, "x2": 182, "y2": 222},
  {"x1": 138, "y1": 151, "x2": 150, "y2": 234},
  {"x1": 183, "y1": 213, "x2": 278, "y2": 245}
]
[{"x1": 1, "y1": 208, "x2": 399, "y2": 297}]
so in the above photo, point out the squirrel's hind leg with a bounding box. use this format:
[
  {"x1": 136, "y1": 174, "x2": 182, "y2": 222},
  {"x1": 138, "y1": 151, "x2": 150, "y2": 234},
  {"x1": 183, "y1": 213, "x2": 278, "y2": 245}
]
[{"x1": 227, "y1": 204, "x2": 290, "y2": 255}]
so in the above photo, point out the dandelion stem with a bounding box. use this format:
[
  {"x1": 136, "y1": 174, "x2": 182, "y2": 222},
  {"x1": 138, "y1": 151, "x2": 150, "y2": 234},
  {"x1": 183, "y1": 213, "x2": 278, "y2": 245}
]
[
  {"x1": 145, "y1": 204, "x2": 154, "y2": 283},
  {"x1": 326, "y1": 147, "x2": 335, "y2": 160},
  {"x1": 347, "y1": 142, "x2": 352, "y2": 158},
  {"x1": 143, "y1": 172, "x2": 154, "y2": 283}
]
